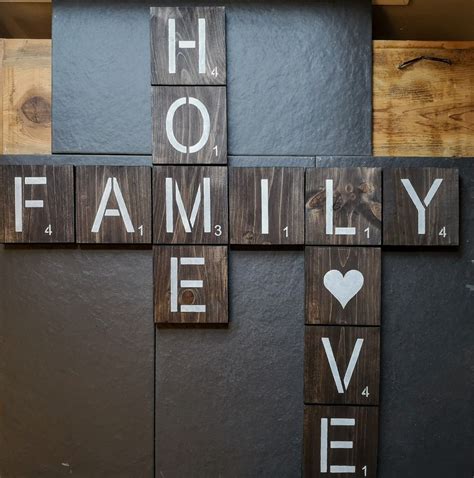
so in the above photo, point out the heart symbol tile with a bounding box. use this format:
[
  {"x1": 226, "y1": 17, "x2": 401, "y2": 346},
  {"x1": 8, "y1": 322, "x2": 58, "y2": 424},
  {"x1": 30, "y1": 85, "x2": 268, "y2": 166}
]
[{"x1": 323, "y1": 270, "x2": 364, "y2": 309}]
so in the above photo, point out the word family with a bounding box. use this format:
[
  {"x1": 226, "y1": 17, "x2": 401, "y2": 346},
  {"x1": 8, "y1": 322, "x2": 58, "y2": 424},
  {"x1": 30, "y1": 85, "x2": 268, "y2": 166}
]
[{"x1": 0, "y1": 165, "x2": 459, "y2": 248}]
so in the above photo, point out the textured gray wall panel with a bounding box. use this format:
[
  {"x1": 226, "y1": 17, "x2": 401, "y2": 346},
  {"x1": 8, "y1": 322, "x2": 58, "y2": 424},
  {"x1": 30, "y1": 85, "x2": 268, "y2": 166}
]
[
  {"x1": 155, "y1": 250, "x2": 305, "y2": 478},
  {"x1": 52, "y1": 0, "x2": 371, "y2": 155},
  {"x1": 0, "y1": 248, "x2": 154, "y2": 478}
]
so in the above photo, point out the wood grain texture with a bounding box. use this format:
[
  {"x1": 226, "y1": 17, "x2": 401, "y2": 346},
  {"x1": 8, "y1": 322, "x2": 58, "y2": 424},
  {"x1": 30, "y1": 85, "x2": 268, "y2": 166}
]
[
  {"x1": 304, "y1": 326, "x2": 380, "y2": 405},
  {"x1": 383, "y1": 167, "x2": 459, "y2": 246},
  {"x1": 154, "y1": 245, "x2": 228, "y2": 324},
  {"x1": 1, "y1": 39, "x2": 51, "y2": 154},
  {"x1": 230, "y1": 167, "x2": 304, "y2": 245},
  {"x1": 0, "y1": 164, "x2": 74, "y2": 243},
  {"x1": 305, "y1": 247, "x2": 381, "y2": 326},
  {"x1": 151, "y1": 6, "x2": 226, "y2": 86},
  {"x1": 76, "y1": 166, "x2": 152, "y2": 244},
  {"x1": 304, "y1": 405, "x2": 378, "y2": 478},
  {"x1": 373, "y1": 41, "x2": 474, "y2": 157},
  {"x1": 306, "y1": 168, "x2": 382, "y2": 245},
  {"x1": 153, "y1": 165, "x2": 228, "y2": 244},
  {"x1": 152, "y1": 86, "x2": 227, "y2": 164}
]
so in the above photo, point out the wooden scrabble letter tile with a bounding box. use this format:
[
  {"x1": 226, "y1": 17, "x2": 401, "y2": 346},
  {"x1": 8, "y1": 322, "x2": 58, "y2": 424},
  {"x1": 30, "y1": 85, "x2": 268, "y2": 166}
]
[
  {"x1": 383, "y1": 168, "x2": 459, "y2": 246},
  {"x1": 0, "y1": 165, "x2": 74, "y2": 243},
  {"x1": 153, "y1": 166, "x2": 228, "y2": 244},
  {"x1": 151, "y1": 7, "x2": 226, "y2": 86},
  {"x1": 229, "y1": 167, "x2": 305, "y2": 245},
  {"x1": 304, "y1": 326, "x2": 380, "y2": 405},
  {"x1": 306, "y1": 168, "x2": 382, "y2": 245},
  {"x1": 304, "y1": 405, "x2": 378, "y2": 478},
  {"x1": 154, "y1": 246, "x2": 228, "y2": 324},
  {"x1": 152, "y1": 86, "x2": 227, "y2": 164},
  {"x1": 76, "y1": 166, "x2": 152, "y2": 244},
  {"x1": 305, "y1": 247, "x2": 381, "y2": 326}
]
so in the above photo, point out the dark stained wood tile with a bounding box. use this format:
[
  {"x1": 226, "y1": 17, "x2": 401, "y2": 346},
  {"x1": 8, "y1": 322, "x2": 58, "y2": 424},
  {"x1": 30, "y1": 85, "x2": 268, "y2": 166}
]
[
  {"x1": 154, "y1": 245, "x2": 228, "y2": 324},
  {"x1": 305, "y1": 247, "x2": 381, "y2": 326},
  {"x1": 304, "y1": 326, "x2": 380, "y2": 406},
  {"x1": 152, "y1": 86, "x2": 227, "y2": 165},
  {"x1": 76, "y1": 166, "x2": 152, "y2": 244},
  {"x1": 151, "y1": 7, "x2": 226, "y2": 86},
  {"x1": 229, "y1": 167, "x2": 304, "y2": 245},
  {"x1": 0, "y1": 165, "x2": 74, "y2": 243},
  {"x1": 304, "y1": 405, "x2": 378, "y2": 478},
  {"x1": 306, "y1": 168, "x2": 382, "y2": 245},
  {"x1": 153, "y1": 166, "x2": 228, "y2": 244},
  {"x1": 383, "y1": 167, "x2": 459, "y2": 246}
]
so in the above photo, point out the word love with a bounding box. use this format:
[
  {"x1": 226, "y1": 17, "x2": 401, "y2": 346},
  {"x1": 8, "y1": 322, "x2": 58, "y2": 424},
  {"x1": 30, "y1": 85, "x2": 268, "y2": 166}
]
[{"x1": 0, "y1": 165, "x2": 459, "y2": 246}]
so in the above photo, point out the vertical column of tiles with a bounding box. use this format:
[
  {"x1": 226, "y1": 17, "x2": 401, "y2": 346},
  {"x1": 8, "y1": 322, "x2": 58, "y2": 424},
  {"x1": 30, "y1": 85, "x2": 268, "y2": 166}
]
[
  {"x1": 304, "y1": 168, "x2": 382, "y2": 478},
  {"x1": 151, "y1": 7, "x2": 228, "y2": 325}
]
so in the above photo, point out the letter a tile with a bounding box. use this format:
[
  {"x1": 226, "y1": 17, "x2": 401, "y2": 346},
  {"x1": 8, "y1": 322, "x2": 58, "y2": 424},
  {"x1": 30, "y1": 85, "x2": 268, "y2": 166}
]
[
  {"x1": 304, "y1": 405, "x2": 378, "y2": 478},
  {"x1": 304, "y1": 326, "x2": 380, "y2": 405},
  {"x1": 76, "y1": 166, "x2": 152, "y2": 244},
  {"x1": 383, "y1": 168, "x2": 459, "y2": 246},
  {"x1": 152, "y1": 86, "x2": 227, "y2": 165}
]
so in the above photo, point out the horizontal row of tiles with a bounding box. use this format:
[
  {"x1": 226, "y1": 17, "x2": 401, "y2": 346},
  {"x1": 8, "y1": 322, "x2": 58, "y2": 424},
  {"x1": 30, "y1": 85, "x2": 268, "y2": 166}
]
[{"x1": 0, "y1": 165, "x2": 459, "y2": 246}]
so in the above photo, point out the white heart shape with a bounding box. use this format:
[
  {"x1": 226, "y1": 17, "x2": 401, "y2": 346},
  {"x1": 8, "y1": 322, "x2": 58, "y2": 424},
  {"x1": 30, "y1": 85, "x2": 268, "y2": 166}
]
[{"x1": 323, "y1": 270, "x2": 364, "y2": 309}]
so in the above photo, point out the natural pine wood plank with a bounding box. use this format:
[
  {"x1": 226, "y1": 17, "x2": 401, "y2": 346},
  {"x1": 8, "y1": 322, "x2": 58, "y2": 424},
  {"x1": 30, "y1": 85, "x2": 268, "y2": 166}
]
[
  {"x1": 373, "y1": 41, "x2": 474, "y2": 157},
  {"x1": 1, "y1": 38, "x2": 51, "y2": 154}
]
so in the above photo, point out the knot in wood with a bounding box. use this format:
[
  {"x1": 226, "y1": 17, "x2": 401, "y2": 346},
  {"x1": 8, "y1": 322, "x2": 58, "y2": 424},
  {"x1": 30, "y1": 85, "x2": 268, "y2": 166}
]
[
  {"x1": 21, "y1": 95, "x2": 51, "y2": 125},
  {"x1": 180, "y1": 289, "x2": 196, "y2": 305}
]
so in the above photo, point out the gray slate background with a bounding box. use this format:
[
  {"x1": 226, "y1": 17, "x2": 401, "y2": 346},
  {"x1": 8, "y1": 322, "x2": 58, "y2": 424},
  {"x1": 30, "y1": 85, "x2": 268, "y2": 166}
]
[{"x1": 52, "y1": 0, "x2": 371, "y2": 156}]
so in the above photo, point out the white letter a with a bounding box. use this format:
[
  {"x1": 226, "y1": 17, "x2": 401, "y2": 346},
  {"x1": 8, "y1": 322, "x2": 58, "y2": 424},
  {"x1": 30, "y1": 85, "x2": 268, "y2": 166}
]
[{"x1": 92, "y1": 178, "x2": 135, "y2": 233}]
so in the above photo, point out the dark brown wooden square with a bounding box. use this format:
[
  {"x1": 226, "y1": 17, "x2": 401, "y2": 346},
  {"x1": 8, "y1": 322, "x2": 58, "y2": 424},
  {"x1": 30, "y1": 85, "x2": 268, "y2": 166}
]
[
  {"x1": 154, "y1": 245, "x2": 228, "y2": 324},
  {"x1": 76, "y1": 166, "x2": 152, "y2": 244},
  {"x1": 153, "y1": 166, "x2": 228, "y2": 244},
  {"x1": 304, "y1": 405, "x2": 378, "y2": 478},
  {"x1": 305, "y1": 247, "x2": 381, "y2": 326},
  {"x1": 151, "y1": 7, "x2": 226, "y2": 86},
  {"x1": 229, "y1": 167, "x2": 305, "y2": 245},
  {"x1": 306, "y1": 168, "x2": 382, "y2": 245},
  {"x1": 383, "y1": 167, "x2": 459, "y2": 246},
  {"x1": 0, "y1": 165, "x2": 74, "y2": 243},
  {"x1": 305, "y1": 326, "x2": 380, "y2": 405},
  {"x1": 152, "y1": 86, "x2": 227, "y2": 165}
]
